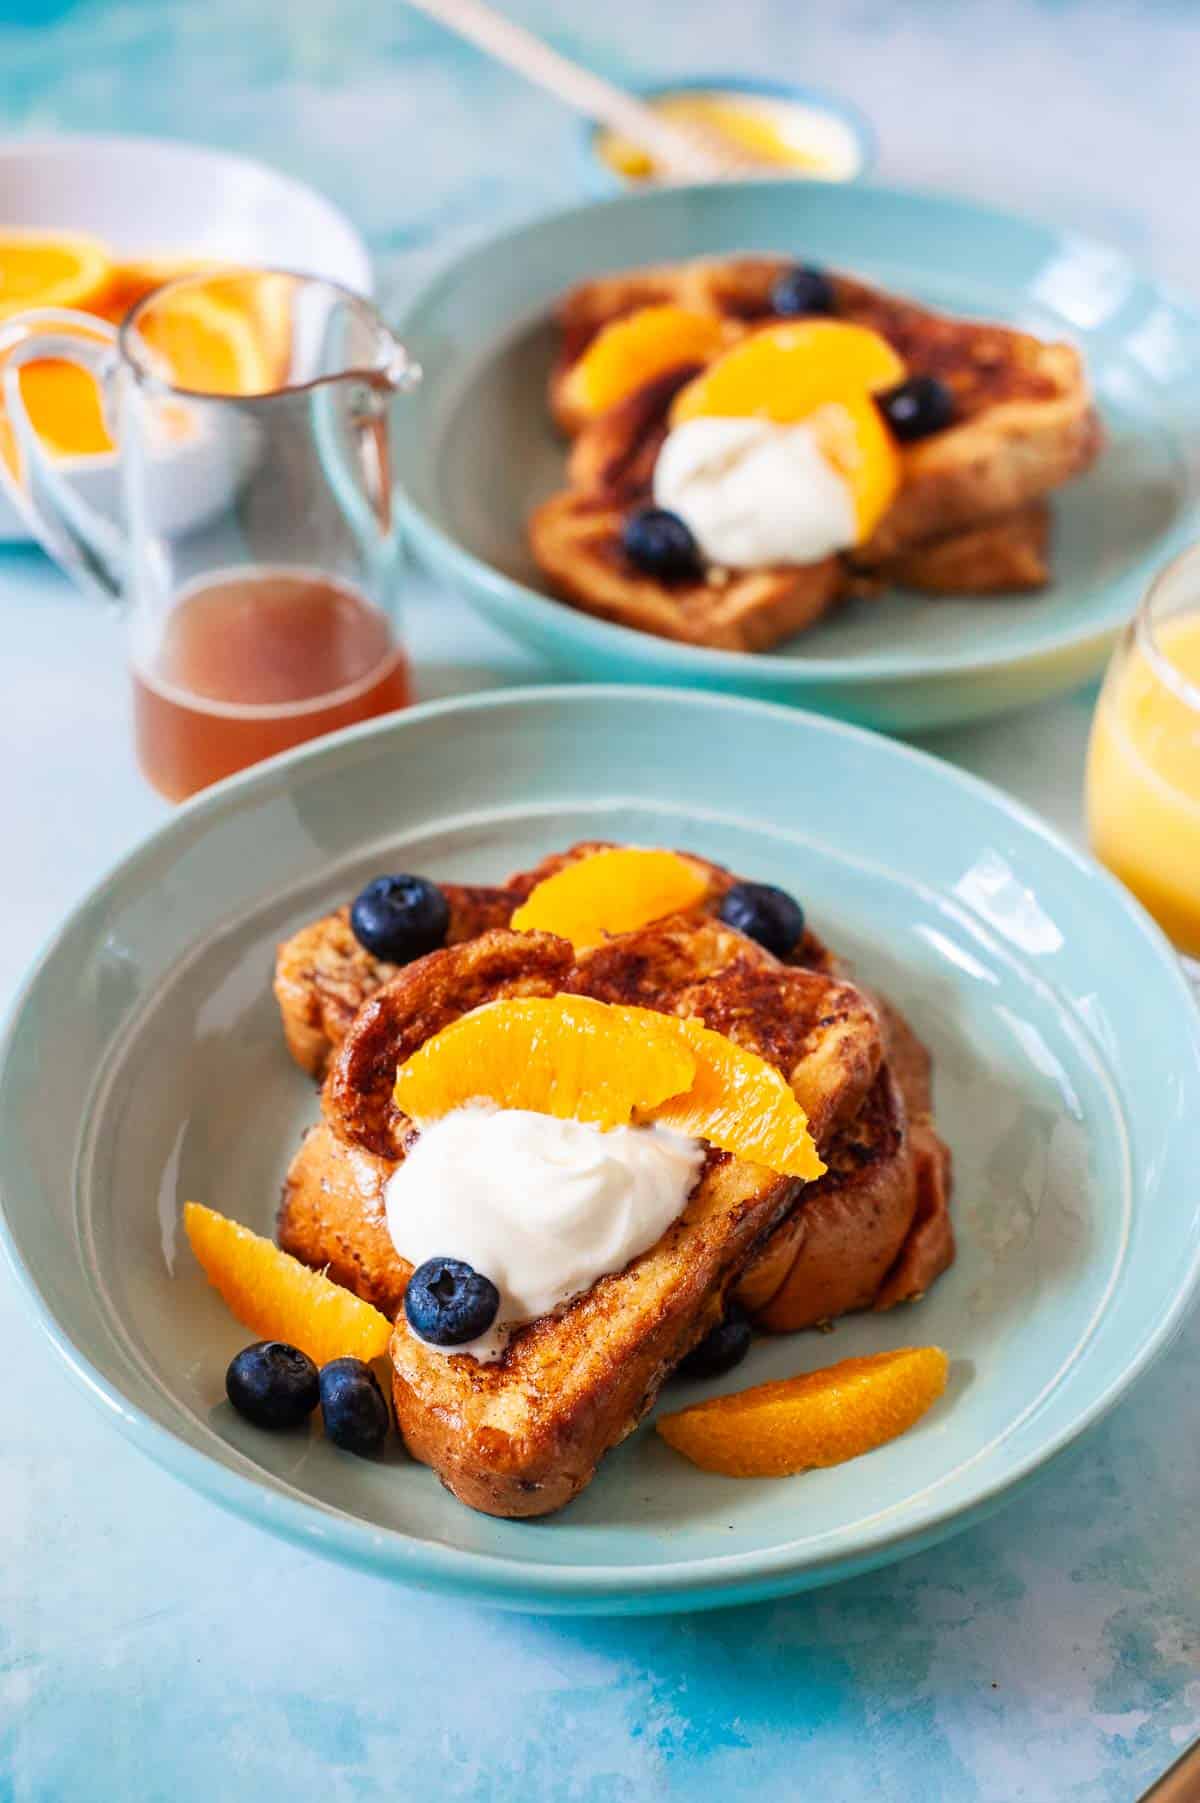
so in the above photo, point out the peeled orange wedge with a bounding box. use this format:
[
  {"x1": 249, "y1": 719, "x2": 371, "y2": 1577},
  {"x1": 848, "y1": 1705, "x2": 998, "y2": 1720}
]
[
  {"x1": 657, "y1": 1346, "x2": 949, "y2": 1476},
  {"x1": 184, "y1": 1202, "x2": 392, "y2": 1365},
  {"x1": 655, "y1": 1016, "x2": 824, "y2": 1180},
  {"x1": 511, "y1": 846, "x2": 711, "y2": 949},
  {"x1": 392, "y1": 994, "x2": 823, "y2": 1179},
  {"x1": 670, "y1": 318, "x2": 905, "y2": 427},
  {"x1": 806, "y1": 396, "x2": 901, "y2": 540},
  {"x1": 561, "y1": 303, "x2": 729, "y2": 421},
  {"x1": 394, "y1": 995, "x2": 698, "y2": 1131},
  {"x1": 0, "y1": 228, "x2": 113, "y2": 321}
]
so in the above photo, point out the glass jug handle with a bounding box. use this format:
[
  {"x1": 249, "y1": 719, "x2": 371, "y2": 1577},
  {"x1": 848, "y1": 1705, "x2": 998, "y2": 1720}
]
[{"x1": 0, "y1": 308, "x2": 126, "y2": 606}]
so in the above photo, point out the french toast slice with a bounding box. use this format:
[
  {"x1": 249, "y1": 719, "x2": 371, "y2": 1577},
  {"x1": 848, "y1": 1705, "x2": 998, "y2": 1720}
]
[
  {"x1": 279, "y1": 1040, "x2": 952, "y2": 1337},
  {"x1": 562, "y1": 361, "x2": 1055, "y2": 597},
  {"x1": 278, "y1": 925, "x2": 954, "y2": 1328},
  {"x1": 274, "y1": 840, "x2": 835, "y2": 1078},
  {"x1": 323, "y1": 922, "x2": 881, "y2": 1163},
  {"x1": 304, "y1": 923, "x2": 882, "y2": 1516},
  {"x1": 277, "y1": 901, "x2": 950, "y2": 1435},
  {"x1": 535, "y1": 255, "x2": 1100, "y2": 639},
  {"x1": 875, "y1": 501, "x2": 1051, "y2": 595},
  {"x1": 391, "y1": 1147, "x2": 796, "y2": 1517},
  {"x1": 527, "y1": 488, "x2": 847, "y2": 650},
  {"x1": 552, "y1": 256, "x2": 1101, "y2": 551},
  {"x1": 274, "y1": 882, "x2": 514, "y2": 1076}
]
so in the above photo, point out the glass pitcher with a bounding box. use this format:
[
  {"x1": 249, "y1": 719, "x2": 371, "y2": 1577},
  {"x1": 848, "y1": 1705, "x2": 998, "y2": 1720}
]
[{"x1": 0, "y1": 269, "x2": 419, "y2": 800}]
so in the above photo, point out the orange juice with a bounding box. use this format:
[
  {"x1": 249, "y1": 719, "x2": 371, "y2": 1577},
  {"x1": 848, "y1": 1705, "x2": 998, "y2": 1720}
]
[{"x1": 1087, "y1": 612, "x2": 1200, "y2": 953}]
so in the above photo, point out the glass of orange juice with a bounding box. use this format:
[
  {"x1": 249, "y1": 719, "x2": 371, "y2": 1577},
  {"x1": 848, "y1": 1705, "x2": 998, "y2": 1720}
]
[{"x1": 1087, "y1": 543, "x2": 1200, "y2": 960}]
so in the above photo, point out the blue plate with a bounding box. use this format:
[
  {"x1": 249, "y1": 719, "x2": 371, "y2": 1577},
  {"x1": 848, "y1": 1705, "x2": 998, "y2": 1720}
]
[
  {"x1": 391, "y1": 182, "x2": 1200, "y2": 730},
  {"x1": 1, "y1": 686, "x2": 1198, "y2": 1613}
]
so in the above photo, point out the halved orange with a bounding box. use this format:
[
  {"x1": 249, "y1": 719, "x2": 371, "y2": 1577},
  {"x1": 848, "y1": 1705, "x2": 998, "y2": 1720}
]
[
  {"x1": 184, "y1": 1201, "x2": 392, "y2": 1365},
  {"x1": 510, "y1": 846, "x2": 711, "y2": 949},
  {"x1": 0, "y1": 228, "x2": 113, "y2": 321},
  {"x1": 561, "y1": 303, "x2": 729, "y2": 421},
  {"x1": 670, "y1": 318, "x2": 905, "y2": 427},
  {"x1": 393, "y1": 994, "x2": 698, "y2": 1131},
  {"x1": 657, "y1": 1346, "x2": 949, "y2": 1476}
]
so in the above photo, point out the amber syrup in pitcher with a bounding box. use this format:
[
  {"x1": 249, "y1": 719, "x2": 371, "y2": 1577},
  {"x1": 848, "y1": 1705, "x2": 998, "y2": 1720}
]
[{"x1": 131, "y1": 567, "x2": 411, "y2": 801}]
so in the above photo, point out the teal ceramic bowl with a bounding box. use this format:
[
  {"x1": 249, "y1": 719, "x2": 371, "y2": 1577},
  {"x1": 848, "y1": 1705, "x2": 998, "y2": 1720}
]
[
  {"x1": 576, "y1": 76, "x2": 875, "y2": 193},
  {"x1": 2, "y1": 686, "x2": 1199, "y2": 1613},
  {"x1": 390, "y1": 182, "x2": 1200, "y2": 731}
]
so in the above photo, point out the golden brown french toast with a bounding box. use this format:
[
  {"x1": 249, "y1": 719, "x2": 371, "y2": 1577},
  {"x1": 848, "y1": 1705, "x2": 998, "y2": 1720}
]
[
  {"x1": 274, "y1": 883, "x2": 514, "y2": 1076},
  {"x1": 552, "y1": 257, "x2": 1100, "y2": 553},
  {"x1": 283, "y1": 920, "x2": 883, "y2": 1517},
  {"x1": 280, "y1": 1042, "x2": 952, "y2": 1337},
  {"x1": 390, "y1": 1146, "x2": 795, "y2": 1517},
  {"x1": 274, "y1": 841, "x2": 835, "y2": 1079},
  {"x1": 562, "y1": 359, "x2": 1055, "y2": 598},
  {"x1": 527, "y1": 488, "x2": 848, "y2": 650},
  {"x1": 876, "y1": 501, "x2": 1050, "y2": 595},
  {"x1": 530, "y1": 255, "x2": 1100, "y2": 645},
  {"x1": 274, "y1": 845, "x2": 951, "y2": 1406}
]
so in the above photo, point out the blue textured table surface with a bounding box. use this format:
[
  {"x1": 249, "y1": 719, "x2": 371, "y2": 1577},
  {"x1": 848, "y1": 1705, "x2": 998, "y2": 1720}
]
[{"x1": 3, "y1": 4, "x2": 1200, "y2": 1798}]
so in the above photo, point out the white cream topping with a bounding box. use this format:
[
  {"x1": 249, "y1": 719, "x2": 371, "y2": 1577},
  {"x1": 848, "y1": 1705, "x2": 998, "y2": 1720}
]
[
  {"x1": 385, "y1": 1105, "x2": 704, "y2": 1362},
  {"x1": 653, "y1": 414, "x2": 857, "y2": 568}
]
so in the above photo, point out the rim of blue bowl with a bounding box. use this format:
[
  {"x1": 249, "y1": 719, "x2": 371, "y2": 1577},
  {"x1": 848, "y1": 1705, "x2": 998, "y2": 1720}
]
[
  {"x1": 577, "y1": 73, "x2": 877, "y2": 191},
  {"x1": 2, "y1": 682, "x2": 1200, "y2": 1611},
  {"x1": 391, "y1": 178, "x2": 1200, "y2": 690}
]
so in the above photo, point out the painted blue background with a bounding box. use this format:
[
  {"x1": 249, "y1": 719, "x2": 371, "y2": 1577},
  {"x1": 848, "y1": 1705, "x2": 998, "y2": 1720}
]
[{"x1": 3, "y1": 2, "x2": 1200, "y2": 1797}]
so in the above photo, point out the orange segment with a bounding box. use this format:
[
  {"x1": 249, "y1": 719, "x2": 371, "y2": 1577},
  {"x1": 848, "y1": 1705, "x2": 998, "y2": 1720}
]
[
  {"x1": 650, "y1": 1016, "x2": 824, "y2": 1180},
  {"x1": 391, "y1": 992, "x2": 823, "y2": 1179},
  {"x1": 184, "y1": 1201, "x2": 392, "y2": 1364},
  {"x1": 0, "y1": 356, "x2": 114, "y2": 478},
  {"x1": 0, "y1": 228, "x2": 113, "y2": 320},
  {"x1": 807, "y1": 396, "x2": 901, "y2": 540},
  {"x1": 657, "y1": 1346, "x2": 949, "y2": 1476},
  {"x1": 393, "y1": 995, "x2": 697, "y2": 1131},
  {"x1": 135, "y1": 284, "x2": 275, "y2": 396},
  {"x1": 670, "y1": 318, "x2": 905, "y2": 426},
  {"x1": 562, "y1": 304, "x2": 729, "y2": 421},
  {"x1": 510, "y1": 846, "x2": 711, "y2": 949}
]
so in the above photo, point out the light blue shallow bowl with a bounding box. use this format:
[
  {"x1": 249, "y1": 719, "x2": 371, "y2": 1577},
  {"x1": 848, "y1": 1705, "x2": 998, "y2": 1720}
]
[
  {"x1": 575, "y1": 75, "x2": 876, "y2": 194},
  {"x1": 391, "y1": 182, "x2": 1200, "y2": 731},
  {"x1": 2, "y1": 686, "x2": 1199, "y2": 1614}
]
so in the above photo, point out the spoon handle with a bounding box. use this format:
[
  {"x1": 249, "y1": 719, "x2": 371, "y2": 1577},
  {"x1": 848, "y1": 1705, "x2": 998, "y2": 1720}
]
[{"x1": 404, "y1": 0, "x2": 724, "y2": 179}]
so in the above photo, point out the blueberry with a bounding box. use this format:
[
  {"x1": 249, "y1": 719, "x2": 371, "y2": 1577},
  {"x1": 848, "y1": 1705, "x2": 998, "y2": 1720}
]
[
  {"x1": 405, "y1": 1257, "x2": 501, "y2": 1347},
  {"x1": 675, "y1": 1303, "x2": 753, "y2": 1381},
  {"x1": 319, "y1": 1356, "x2": 390, "y2": 1457},
  {"x1": 769, "y1": 264, "x2": 835, "y2": 317},
  {"x1": 718, "y1": 881, "x2": 805, "y2": 958},
  {"x1": 350, "y1": 874, "x2": 449, "y2": 964},
  {"x1": 621, "y1": 506, "x2": 702, "y2": 583},
  {"x1": 226, "y1": 1341, "x2": 319, "y2": 1430},
  {"x1": 876, "y1": 375, "x2": 955, "y2": 443}
]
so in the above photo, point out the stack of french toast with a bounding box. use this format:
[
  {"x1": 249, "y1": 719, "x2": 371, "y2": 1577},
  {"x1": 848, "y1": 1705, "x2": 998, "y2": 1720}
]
[
  {"x1": 272, "y1": 841, "x2": 953, "y2": 1519},
  {"x1": 527, "y1": 254, "x2": 1103, "y2": 650}
]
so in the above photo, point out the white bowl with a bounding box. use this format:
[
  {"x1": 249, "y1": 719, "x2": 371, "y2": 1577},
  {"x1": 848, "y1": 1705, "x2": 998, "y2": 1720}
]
[{"x1": 0, "y1": 134, "x2": 373, "y2": 543}]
